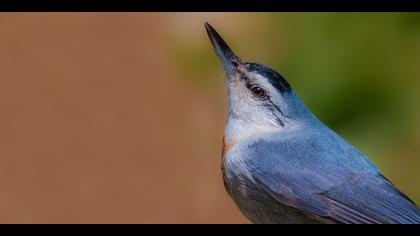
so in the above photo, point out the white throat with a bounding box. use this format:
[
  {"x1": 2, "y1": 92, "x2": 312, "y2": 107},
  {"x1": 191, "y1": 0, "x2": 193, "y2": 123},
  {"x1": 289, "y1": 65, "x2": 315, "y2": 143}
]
[{"x1": 224, "y1": 117, "x2": 299, "y2": 143}]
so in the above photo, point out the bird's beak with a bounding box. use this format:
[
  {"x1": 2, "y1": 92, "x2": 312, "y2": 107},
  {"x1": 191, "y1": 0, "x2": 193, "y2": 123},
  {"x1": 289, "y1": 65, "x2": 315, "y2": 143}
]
[{"x1": 205, "y1": 22, "x2": 241, "y2": 76}]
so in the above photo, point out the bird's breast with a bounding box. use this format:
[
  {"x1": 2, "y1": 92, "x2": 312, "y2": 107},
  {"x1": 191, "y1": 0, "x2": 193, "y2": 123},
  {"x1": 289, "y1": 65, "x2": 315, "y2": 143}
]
[
  {"x1": 221, "y1": 135, "x2": 237, "y2": 196},
  {"x1": 222, "y1": 135, "x2": 237, "y2": 159}
]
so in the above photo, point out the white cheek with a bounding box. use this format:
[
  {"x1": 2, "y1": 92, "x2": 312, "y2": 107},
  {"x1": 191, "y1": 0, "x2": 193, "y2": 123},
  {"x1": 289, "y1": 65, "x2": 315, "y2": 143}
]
[
  {"x1": 254, "y1": 74, "x2": 289, "y2": 111},
  {"x1": 225, "y1": 73, "x2": 299, "y2": 142}
]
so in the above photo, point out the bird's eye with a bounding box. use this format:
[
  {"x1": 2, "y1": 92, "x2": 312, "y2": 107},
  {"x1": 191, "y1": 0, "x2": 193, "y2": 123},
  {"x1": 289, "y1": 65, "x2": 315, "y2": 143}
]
[{"x1": 250, "y1": 85, "x2": 268, "y2": 100}]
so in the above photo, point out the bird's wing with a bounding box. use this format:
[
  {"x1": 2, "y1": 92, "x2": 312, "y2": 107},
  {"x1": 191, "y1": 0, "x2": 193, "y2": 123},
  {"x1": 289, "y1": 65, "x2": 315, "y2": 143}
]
[
  {"x1": 318, "y1": 174, "x2": 420, "y2": 224},
  {"x1": 244, "y1": 132, "x2": 420, "y2": 224},
  {"x1": 254, "y1": 172, "x2": 420, "y2": 224}
]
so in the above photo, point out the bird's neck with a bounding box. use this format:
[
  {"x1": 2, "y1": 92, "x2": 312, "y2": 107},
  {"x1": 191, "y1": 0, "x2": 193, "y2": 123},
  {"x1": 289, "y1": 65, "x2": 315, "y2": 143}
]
[{"x1": 224, "y1": 117, "x2": 301, "y2": 144}]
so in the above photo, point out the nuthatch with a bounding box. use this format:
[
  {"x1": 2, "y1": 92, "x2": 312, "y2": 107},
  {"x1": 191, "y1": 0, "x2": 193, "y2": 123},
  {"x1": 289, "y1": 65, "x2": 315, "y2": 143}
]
[{"x1": 205, "y1": 22, "x2": 420, "y2": 224}]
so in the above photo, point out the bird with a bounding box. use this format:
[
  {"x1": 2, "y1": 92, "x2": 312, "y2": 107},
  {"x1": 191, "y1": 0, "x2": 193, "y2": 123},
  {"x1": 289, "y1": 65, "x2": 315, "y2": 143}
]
[{"x1": 204, "y1": 22, "x2": 420, "y2": 224}]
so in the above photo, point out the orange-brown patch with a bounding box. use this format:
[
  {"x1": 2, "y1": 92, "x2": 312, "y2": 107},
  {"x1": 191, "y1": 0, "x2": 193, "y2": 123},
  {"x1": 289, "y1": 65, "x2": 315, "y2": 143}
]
[
  {"x1": 221, "y1": 136, "x2": 236, "y2": 196},
  {"x1": 221, "y1": 136, "x2": 236, "y2": 159}
]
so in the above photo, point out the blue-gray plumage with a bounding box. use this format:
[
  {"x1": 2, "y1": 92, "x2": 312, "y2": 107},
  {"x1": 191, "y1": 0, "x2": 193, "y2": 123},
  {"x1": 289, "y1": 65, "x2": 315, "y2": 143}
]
[{"x1": 205, "y1": 22, "x2": 420, "y2": 224}]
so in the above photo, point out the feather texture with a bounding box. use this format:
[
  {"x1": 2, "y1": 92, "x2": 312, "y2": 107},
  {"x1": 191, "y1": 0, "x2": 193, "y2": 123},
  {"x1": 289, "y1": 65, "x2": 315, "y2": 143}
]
[{"x1": 226, "y1": 124, "x2": 420, "y2": 224}]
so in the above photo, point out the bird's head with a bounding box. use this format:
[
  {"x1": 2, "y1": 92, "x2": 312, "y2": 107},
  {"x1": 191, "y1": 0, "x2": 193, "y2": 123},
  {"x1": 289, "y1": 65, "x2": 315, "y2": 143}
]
[{"x1": 205, "y1": 23, "x2": 315, "y2": 139}]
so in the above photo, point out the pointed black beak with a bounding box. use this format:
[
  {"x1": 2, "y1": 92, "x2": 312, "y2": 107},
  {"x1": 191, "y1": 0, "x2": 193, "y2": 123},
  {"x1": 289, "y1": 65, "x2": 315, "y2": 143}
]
[{"x1": 205, "y1": 22, "x2": 241, "y2": 76}]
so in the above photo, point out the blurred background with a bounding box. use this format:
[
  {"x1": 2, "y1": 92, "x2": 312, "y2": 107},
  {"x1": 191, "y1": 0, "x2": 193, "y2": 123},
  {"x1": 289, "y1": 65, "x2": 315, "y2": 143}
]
[{"x1": 0, "y1": 13, "x2": 419, "y2": 223}]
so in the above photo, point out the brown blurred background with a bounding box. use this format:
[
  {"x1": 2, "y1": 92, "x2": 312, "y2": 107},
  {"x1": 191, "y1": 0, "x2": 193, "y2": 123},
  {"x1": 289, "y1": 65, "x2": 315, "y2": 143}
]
[{"x1": 0, "y1": 13, "x2": 418, "y2": 223}]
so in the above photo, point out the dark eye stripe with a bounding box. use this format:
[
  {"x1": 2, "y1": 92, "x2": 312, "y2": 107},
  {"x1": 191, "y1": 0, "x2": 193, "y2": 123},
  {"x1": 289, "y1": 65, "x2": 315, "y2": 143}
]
[
  {"x1": 263, "y1": 102, "x2": 285, "y2": 127},
  {"x1": 246, "y1": 63, "x2": 291, "y2": 93},
  {"x1": 268, "y1": 98, "x2": 285, "y2": 117}
]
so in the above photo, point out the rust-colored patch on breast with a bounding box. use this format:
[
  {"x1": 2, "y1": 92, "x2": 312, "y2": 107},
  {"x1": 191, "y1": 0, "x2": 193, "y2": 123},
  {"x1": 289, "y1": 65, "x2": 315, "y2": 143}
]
[
  {"x1": 221, "y1": 136, "x2": 236, "y2": 196},
  {"x1": 222, "y1": 136, "x2": 236, "y2": 159}
]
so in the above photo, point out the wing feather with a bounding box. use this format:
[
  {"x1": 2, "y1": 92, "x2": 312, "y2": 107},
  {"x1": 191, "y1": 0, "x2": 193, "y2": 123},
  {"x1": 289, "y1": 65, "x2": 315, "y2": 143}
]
[{"x1": 245, "y1": 130, "x2": 420, "y2": 224}]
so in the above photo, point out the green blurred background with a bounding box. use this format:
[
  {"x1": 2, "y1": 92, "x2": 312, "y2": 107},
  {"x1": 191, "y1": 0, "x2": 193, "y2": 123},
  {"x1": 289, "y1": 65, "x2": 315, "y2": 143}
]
[{"x1": 0, "y1": 13, "x2": 418, "y2": 223}]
